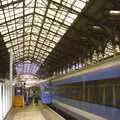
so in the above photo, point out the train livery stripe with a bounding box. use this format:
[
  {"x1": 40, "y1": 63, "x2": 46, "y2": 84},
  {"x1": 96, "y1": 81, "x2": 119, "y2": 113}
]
[{"x1": 54, "y1": 100, "x2": 107, "y2": 120}]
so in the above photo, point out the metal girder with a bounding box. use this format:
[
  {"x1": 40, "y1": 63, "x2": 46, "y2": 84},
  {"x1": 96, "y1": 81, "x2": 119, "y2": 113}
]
[
  {"x1": 5, "y1": 34, "x2": 28, "y2": 43},
  {"x1": 3, "y1": 25, "x2": 31, "y2": 36},
  {"x1": 51, "y1": 0, "x2": 79, "y2": 14},
  {"x1": 14, "y1": 57, "x2": 41, "y2": 64},
  {"x1": 28, "y1": 0, "x2": 37, "y2": 63},
  {"x1": 0, "y1": 0, "x2": 24, "y2": 8},
  {"x1": 35, "y1": 12, "x2": 69, "y2": 28},
  {"x1": 32, "y1": 0, "x2": 51, "y2": 64},
  {"x1": 0, "y1": 0, "x2": 16, "y2": 57},
  {"x1": 23, "y1": 0, "x2": 25, "y2": 63},
  {"x1": 0, "y1": 13, "x2": 32, "y2": 26},
  {"x1": 33, "y1": 24, "x2": 62, "y2": 37}
]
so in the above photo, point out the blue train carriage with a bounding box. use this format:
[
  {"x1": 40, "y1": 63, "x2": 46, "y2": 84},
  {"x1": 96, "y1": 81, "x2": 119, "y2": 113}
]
[
  {"x1": 50, "y1": 58, "x2": 120, "y2": 120},
  {"x1": 41, "y1": 90, "x2": 52, "y2": 104},
  {"x1": 40, "y1": 81, "x2": 53, "y2": 104}
]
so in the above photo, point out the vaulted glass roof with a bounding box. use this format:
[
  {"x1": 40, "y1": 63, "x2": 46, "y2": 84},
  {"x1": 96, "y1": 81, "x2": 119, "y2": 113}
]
[{"x1": 0, "y1": 0, "x2": 89, "y2": 65}]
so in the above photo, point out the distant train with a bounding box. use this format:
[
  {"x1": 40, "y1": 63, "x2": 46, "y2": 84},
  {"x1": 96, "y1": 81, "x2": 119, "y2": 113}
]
[
  {"x1": 41, "y1": 90, "x2": 52, "y2": 104},
  {"x1": 40, "y1": 82, "x2": 53, "y2": 105}
]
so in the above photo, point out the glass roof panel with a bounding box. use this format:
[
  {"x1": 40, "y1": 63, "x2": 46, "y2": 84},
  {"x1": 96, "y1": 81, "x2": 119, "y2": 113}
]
[{"x1": 0, "y1": 0, "x2": 89, "y2": 65}]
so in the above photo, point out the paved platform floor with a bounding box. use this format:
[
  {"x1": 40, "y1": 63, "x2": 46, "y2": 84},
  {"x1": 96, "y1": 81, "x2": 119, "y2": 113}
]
[{"x1": 6, "y1": 102, "x2": 65, "y2": 120}]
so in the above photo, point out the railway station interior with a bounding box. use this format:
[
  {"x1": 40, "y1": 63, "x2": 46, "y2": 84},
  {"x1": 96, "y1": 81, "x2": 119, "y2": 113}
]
[{"x1": 1, "y1": 0, "x2": 120, "y2": 120}]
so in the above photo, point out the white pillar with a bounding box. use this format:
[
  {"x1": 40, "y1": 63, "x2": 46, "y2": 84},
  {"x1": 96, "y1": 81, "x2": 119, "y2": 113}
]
[
  {"x1": 0, "y1": 83, "x2": 2, "y2": 120},
  {"x1": 9, "y1": 50, "x2": 13, "y2": 109},
  {"x1": 10, "y1": 50, "x2": 13, "y2": 86}
]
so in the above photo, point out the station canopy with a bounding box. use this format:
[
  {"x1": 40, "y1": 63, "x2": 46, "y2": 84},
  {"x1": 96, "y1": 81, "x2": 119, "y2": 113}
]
[{"x1": 0, "y1": 0, "x2": 89, "y2": 74}]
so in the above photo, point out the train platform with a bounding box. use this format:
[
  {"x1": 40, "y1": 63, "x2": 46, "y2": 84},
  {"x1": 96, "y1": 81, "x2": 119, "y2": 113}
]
[{"x1": 6, "y1": 102, "x2": 65, "y2": 120}]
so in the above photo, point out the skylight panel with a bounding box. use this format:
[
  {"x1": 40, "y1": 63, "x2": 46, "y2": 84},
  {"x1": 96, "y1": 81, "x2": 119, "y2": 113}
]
[
  {"x1": 47, "y1": 10, "x2": 56, "y2": 19},
  {"x1": 19, "y1": 52, "x2": 23, "y2": 56},
  {"x1": 25, "y1": 14, "x2": 33, "y2": 22},
  {"x1": 35, "y1": 52, "x2": 39, "y2": 56},
  {"x1": 62, "y1": 0, "x2": 72, "y2": 8},
  {"x1": 18, "y1": 47, "x2": 23, "y2": 52},
  {"x1": 13, "y1": 46, "x2": 19, "y2": 50},
  {"x1": 47, "y1": 4, "x2": 57, "y2": 19},
  {"x1": 36, "y1": 48, "x2": 39, "y2": 52},
  {"x1": 24, "y1": 51, "x2": 29, "y2": 55},
  {"x1": 44, "y1": 41, "x2": 50, "y2": 46},
  {"x1": 50, "y1": 24, "x2": 59, "y2": 31},
  {"x1": 35, "y1": 8, "x2": 45, "y2": 15},
  {"x1": 1, "y1": 0, "x2": 18, "y2": 5},
  {"x1": 7, "y1": 20, "x2": 15, "y2": 26},
  {"x1": 0, "y1": 0, "x2": 89, "y2": 65},
  {"x1": 34, "y1": 17, "x2": 43, "y2": 27},
  {"x1": 65, "y1": 13, "x2": 77, "y2": 24},
  {"x1": 41, "y1": 29, "x2": 48, "y2": 37},
  {"x1": 0, "y1": 18, "x2": 5, "y2": 23},
  {"x1": 31, "y1": 34, "x2": 38, "y2": 40},
  {"x1": 24, "y1": 54, "x2": 28, "y2": 57},
  {"x1": 50, "y1": 26, "x2": 57, "y2": 33},
  {"x1": 10, "y1": 34, "x2": 16, "y2": 40},
  {"x1": 9, "y1": 9, "x2": 14, "y2": 17},
  {"x1": 34, "y1": 55, "x2": 37, "y2": 58},
  {"x1": 29, "y1": 50, "x2": 34, "y2": 54},
  {"x1": 16, "y1": 24, "x2": 23, "y2": 29},
  {"x1": 41, "y1": 57, "x2": 46, "y2": 62},
  {"x1": 58, "y1": 27, "x2": 67, "y2": 35},
  {"x1": 55, "y1": 8, "x2": 67, "y2": 22},
  {"x1": 38, "y1": 37, "x2": 45, "y2": 42},
  {"x1": 53, "y1": 35, "x2": 61, "y2": 42},
  {"x1": 14, "y1": 46, "x2": 19, "y2": 51},
  {"x1": 6, "y1": 42, "x2": 12, "y2": 48},
  {"x1": 24, "y1": 22, "x2": 31, "y2": 27},
  {"x1": 1, "y1": 28, "x2": 8, "y2": 35},
  {"x1": 25, "y1": 8, "x2": 33, "y2": 15},
  {"x1": 24, "y1": 47, "x2": 29, "y2": 51},
  {"x1": 47, "y1": 33, "x2": 54, "y2": 40},
  {"x1": 72, "y1": 0, "x2": 86, "y2": 12},
  {"x1": 30, "y1": 41, "x2": 36, "y2": 47},
  {"x1": 0, "y1": 10, "x2": 5, "y2": 22},
  {"x1": 16, "y1": 12, "x2": 23, "y2": 18},
  {"x1": 32, "y1": 27, "x2": 39, "y2": 35},
  {"x1": 37, "y1": 43, "x2": 42, "y2": 48},
  {"x1": 47, "y1": 47, "x2": 52, "y2": 52},
  {"x1": 39, "y1": 50, "x2": 45, "y2": 54},
  {"x1": 18, "y1": 38, "x2": 23, "y2": 44},
  {"x1": 25, "y1": 36, "x2": 30, "y2": 41},
  {"x1": 49, "y1": 42, "x2": 55, "y2": 48},
  {"x1": 19, "y1": 44, "x2": 23, "y2": 48},
  {"x1": 44, "y1": 52, "x2": 49, "y2": 56},
  {"x1": 4, "y1": 35, "x2": 10, "y2": 42},
  {"x1": 44, "y1": 19, "x2": 52, "y2": 27},
  {"x1": 1, "y1": 0, "x2": 7, "y2": 5},
  {"x1": 8, "y1": 24, "x2": 16, "y2": 31},
  {"x1": 25, "y1": 27, "x2": 31, "y2": 34},
  {"x1": 14, "y1": 8, "x2": 22, "y2": 16},
  {"x1": 35, "y1": 7, "x2": 46, "y2": 16},
  {"x1": 42, "y1": 45, "x2": 47, "y2": 49},
  {"x1": 24, "y1": 41, "x2": 29, "y2": 46},
  {"x1": 43, "y1": 24, "x2": 50, "y2": 30},
  {"x1": 4, "y1": 10, "x2": 10, "y2": 18}
]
